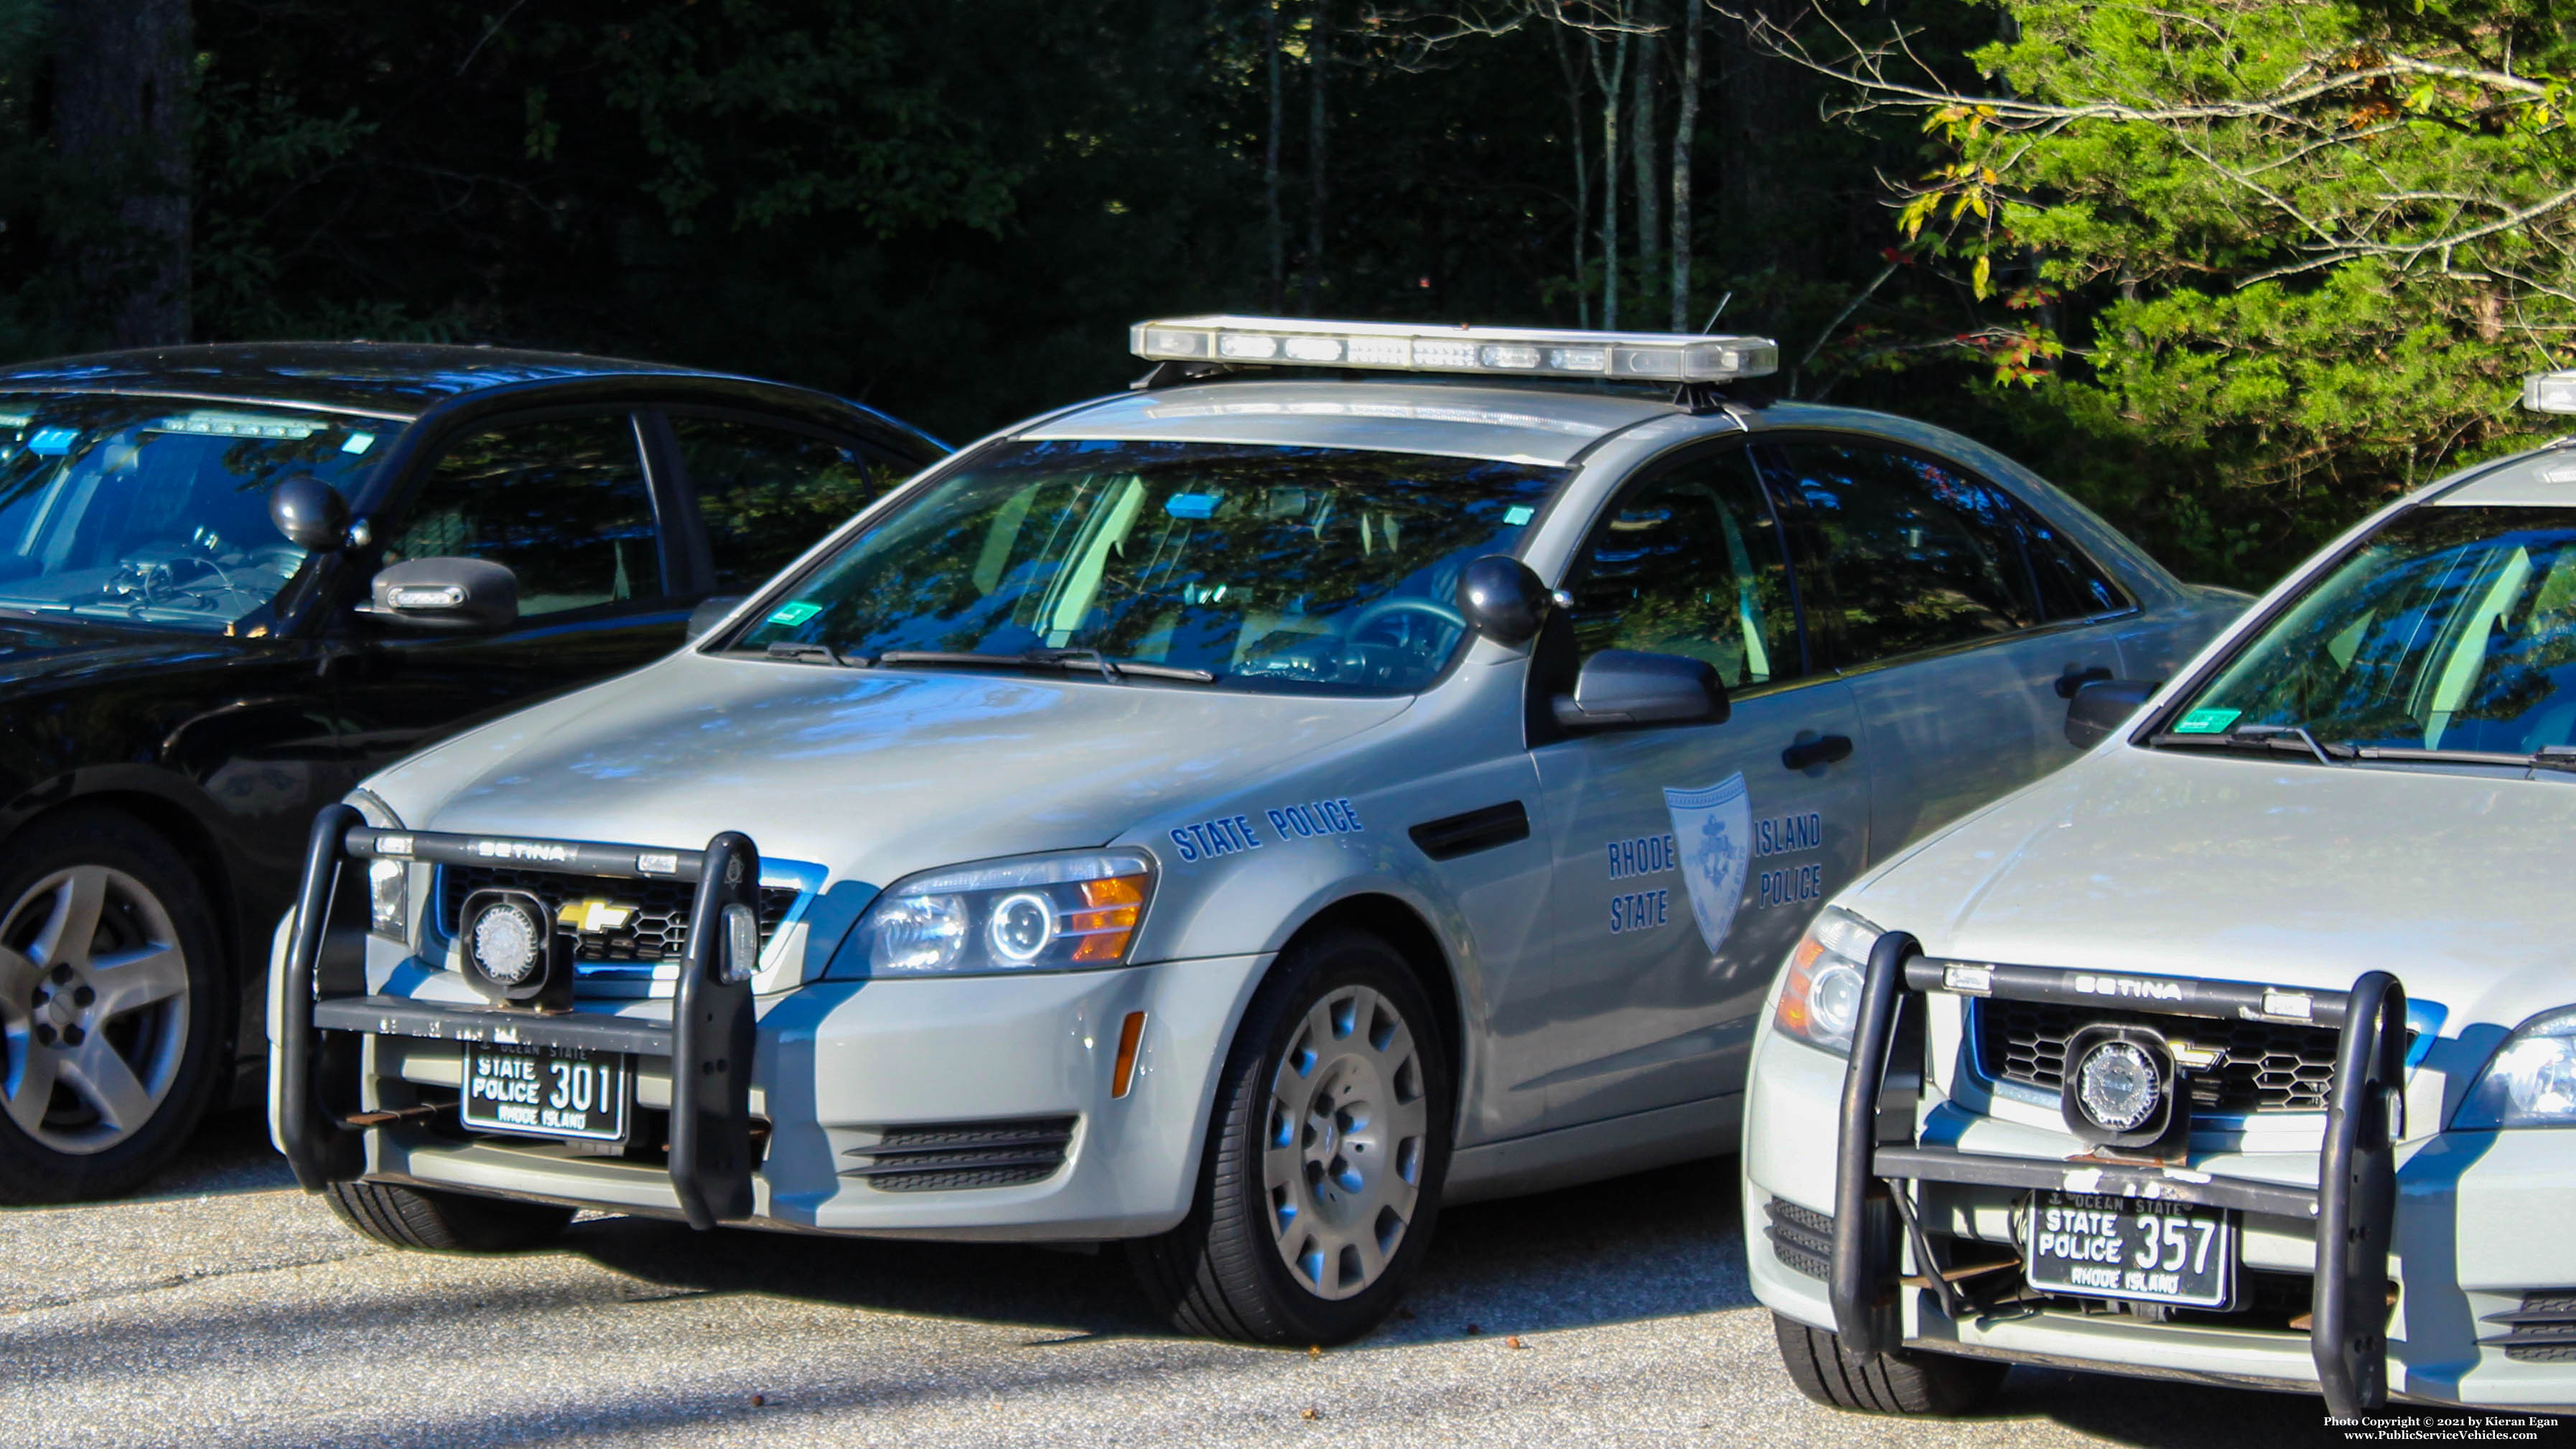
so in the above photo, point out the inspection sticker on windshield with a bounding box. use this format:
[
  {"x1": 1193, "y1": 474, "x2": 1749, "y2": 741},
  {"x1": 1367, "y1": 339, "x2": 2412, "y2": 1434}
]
[
  {"x1": 2173, "y1": 707, "x2": 2240, "y2": 734},
  {"x1": 766, "y1": 601, "x2": 823, "y2": 626}
]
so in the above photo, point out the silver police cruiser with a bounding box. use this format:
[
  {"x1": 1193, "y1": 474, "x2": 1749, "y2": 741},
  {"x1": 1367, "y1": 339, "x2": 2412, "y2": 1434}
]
[
  {"x1": 1744, "y1": 373, "x2": 2576, "y2": 1417},
  {"x1": 270, "y1": 316, "x2": 2239, "y2": 1344}
]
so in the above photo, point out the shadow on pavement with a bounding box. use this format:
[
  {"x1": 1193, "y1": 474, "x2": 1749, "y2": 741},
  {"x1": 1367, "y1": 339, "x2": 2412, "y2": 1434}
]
[{"x1": 130, "y1": 1106, "x2": 297, "y2": 1201}]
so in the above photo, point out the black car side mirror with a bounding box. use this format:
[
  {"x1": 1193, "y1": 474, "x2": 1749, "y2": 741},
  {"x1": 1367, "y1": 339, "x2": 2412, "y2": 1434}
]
[
  {"x1": 2066, "y1": 677, "x2": 2160, "y2": 749},
  {"x1": 686, "y1": 595, "x2": 745, "y2": 641},
  {"x1": 1457, "y1": 555, "x2": 1554, "y2": 645},
  {"x1": 269, "y1": 475, "x2": 351, "y2": 552},
  {"x1": 363, "y1": 557, "x2": 519, "y2": 632},
  {"x1": 1551, "y1": 650, "x2": 1730, "y2": 731}
]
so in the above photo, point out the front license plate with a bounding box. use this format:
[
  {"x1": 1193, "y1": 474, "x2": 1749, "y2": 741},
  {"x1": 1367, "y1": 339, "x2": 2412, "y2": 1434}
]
[
  {"x1": 460, "y1": 1043, "x2": 630, "y2": 1142},
  {"x1": 2023, "y1": 1191, "x2": 2235, "y2": 1308}
]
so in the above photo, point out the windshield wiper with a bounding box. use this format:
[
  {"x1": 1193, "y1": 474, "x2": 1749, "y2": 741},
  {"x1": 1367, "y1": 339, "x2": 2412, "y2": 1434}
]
[
  {"x1": 2342, "y1": 744, "x2": 2576, "y2": 775},
  {"x1": 2151, "y1": 724, "x2": 2350, "y2": 765},
  {"x1": 871, "y1": 648, "x2": 1217, "y2": 684},
  {"x1": 760, "y1": 641, "x2": 853, "y2": 666}
]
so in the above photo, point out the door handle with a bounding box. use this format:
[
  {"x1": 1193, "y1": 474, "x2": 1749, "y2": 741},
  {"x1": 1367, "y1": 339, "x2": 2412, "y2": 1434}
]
[
  {"x1": 1782, "y1": 734, "x2": 1854, "y2": 771},
  {"x1": 2055, "y1": 665, "x2": 2114, "y2": 699}
]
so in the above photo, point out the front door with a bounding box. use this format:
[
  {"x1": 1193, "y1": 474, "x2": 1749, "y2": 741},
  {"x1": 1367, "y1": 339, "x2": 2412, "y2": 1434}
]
[
  {"x1": 1509, "y1": 447, "x2": 1872, "y2": 1131},
  {"x1": 329, "y1": 410, "x2": 695, "y2": 781}
]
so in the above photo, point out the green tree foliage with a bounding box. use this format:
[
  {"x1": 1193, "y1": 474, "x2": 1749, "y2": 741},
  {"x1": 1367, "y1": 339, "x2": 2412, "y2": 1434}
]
[{"x1": 1769, "y1": 0, "x2": 2576, "y2": 579}]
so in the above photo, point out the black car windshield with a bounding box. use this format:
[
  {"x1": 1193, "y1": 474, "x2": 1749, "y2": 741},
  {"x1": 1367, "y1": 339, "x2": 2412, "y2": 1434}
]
[
  {"x1": 0, "y1": 393, "x2": 390, "y2": 633},
  {"x1": 2170, "y1": 505, "x2": 2576, "y2": 754},
  {"x1": 735, "y1": 438, "x2": 1567, "y2": 694}
]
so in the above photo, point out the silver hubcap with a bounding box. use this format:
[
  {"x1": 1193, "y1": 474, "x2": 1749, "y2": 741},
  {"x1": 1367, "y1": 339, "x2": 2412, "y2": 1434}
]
[
  {"x1": 1262, "y1": 984, "x2": 1429, "y2": 1301},
  {"x1": 0, "y1": 865, "x2": 190, "y2": 1155}
]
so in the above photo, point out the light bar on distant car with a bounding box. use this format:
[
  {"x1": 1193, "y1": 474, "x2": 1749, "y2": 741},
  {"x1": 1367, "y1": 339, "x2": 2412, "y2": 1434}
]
[
  {"x1": 2525, "y1": 372, "x2": 2576, "y2": 414},
  {"x1": 1131, "y1": 315, "x2": 1779, "y2": 383}
]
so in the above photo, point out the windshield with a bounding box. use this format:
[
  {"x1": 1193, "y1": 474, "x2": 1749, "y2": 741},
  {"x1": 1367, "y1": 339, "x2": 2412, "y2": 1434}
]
[
  {"x1": 0, "y1": 393, "x2": 391, "y2": 633},
  {"x1": 735, "y1": 438, "x2": 1567, "y2": 694},
  {"x1": 2173, "y1": 505, "x2": 2576, "y2": 753}
]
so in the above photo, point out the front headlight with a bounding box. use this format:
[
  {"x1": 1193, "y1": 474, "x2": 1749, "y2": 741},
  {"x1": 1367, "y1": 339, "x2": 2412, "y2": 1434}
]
[
  {"x1": 367, "y1": 858, "x2": 408, "y2": 940},
  {"x1": 831, "y1": 849, "x2": 1155, "y2": 979},
  {"x1": 2455, "y1": 1006, "x2": 2576, "y2": 1129},
  {"x1": 1772, "y1": 906, "x2": 1879, "y2": 1056}
]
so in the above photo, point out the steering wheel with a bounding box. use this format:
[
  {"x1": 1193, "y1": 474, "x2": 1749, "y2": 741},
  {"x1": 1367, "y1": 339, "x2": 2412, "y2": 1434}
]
[{"x1": 1346, "y1": 595, "x2": 1467, "y2": 639}]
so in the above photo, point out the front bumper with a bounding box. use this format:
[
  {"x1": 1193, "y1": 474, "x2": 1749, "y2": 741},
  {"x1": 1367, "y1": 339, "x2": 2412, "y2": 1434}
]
[
  {"x1": 270, "y1": 809, "x2": 1266, "y2": 1241},
  {"x1": 1745, "y1": 969, "x2": 2576, "y2": 1412}
]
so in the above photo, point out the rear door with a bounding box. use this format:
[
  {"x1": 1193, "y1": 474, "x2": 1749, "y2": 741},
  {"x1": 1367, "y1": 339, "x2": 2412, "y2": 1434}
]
[
  {"x1": 1756, "y1": 436, "x2": 2128, "y2": 852},
  {"x1": 330, "y1": 408, "x2": 692, "y2": 778},
  {"x1": 1507, "y1": 445, "x2": 1872, "y2": 1132}
]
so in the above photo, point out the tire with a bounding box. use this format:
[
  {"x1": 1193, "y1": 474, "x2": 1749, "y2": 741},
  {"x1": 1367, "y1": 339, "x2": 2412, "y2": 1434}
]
[
  {"x1": 1128, "y1": 928, "x2": 1452, "y2": 1345},
  {"x1": 0, "y1": 808, "x2": 228, "y2": 1204},
  {"x1": 1771, "y1": 1313, "x2": 2007, "y2": 1416},
  {"x1": 324, "y1": 1180, "x2": 575, "y2": 1252}
]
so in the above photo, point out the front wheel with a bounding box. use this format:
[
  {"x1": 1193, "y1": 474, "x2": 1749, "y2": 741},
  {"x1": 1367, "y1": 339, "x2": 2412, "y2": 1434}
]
[
  {"x1": 0, "y1": 809, "x2": 226, "y2": 1204},
  {"x1": 1128, "y1": 929, "x2": 1452, "y2": 1344},
  {"x1": 1771, "y1": 1313, "x2": 2006, "y2": 1415},
  {"x1": 325, "y1": 1180, "x2": 575, "y2": 1252}
]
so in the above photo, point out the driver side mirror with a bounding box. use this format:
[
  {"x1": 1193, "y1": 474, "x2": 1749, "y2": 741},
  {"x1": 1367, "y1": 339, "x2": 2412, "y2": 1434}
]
[
  {"x1": 1457, "y1": 555, "x2": 1554, "y2": 645},
  {"x1": 1552, "y1": 650, "x2": 1730, "y2": 731},
  {"x1": 2065, "y1": 677, "x2": 2160, "y2": 749},
  {"x1": 363, "y1": 557, "x2": 519, "y2": 632},
  {"x1": 269, "y1": 474, "x2": 352, "y2": 552}
]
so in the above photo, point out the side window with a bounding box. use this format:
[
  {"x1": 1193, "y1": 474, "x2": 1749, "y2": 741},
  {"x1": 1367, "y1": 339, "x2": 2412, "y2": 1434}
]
[
  {"x1": 1763, "y1": 441, "x2": 2038, "y2": 663},
  {"x1": 1560, "y1": 449, "x2": 1800, "y2": 689},
  {"x1": 391, "y1": 414, "x2": 662, "y2": 618},
  {"x1": 2012, "y1": 500, "x2": 2133, "y2": 620},
  {"x1": 673, "y1": 416, "x2": 909, "y2": 590}
]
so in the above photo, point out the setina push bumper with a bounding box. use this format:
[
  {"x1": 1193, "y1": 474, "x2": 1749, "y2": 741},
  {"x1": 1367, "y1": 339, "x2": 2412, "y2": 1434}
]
[
  {"x1": 1828, "y1": 932, "x2": 2407, "y2": 1419},
  {"x1": 275, "y1": 803, "x2": 762, "y2": 1231}
]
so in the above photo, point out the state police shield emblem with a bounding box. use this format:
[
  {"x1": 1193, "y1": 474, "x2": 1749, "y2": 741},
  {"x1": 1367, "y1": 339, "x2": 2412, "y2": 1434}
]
[{"x1": 1664, "y1": 773, "x2": 1753, "y2": 954}]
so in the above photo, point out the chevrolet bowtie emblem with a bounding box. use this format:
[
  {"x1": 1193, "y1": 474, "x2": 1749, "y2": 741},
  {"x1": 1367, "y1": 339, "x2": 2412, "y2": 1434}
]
[
  {"x1": 2167, "y1": 1039, "x2": 2228, "y2": 1072},
  {"x1": 557, "y1": 898, "x2": 637, "y2": 933}
]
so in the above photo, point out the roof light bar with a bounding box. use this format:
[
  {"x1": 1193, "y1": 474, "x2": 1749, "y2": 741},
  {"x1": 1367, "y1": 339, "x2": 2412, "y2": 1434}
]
[
  {"x1": 1131, "y1": 315, "x2": 1778, "y2": 384},
  {"x1": 2525, "y1": 372, "x2": 2576, "y2": 415}
]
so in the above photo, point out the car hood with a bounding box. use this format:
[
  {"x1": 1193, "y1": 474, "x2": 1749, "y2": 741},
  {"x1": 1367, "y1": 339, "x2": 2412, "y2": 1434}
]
[
  {"x1": 0, "y1": 615, "x2": 252, "y2": 688},
  {"x1": 365, "y1": 651, "x2": 1412, "y2": 890},
  {"x1": 1847, "y1": 745, "x2": 2576, "y2": 1032}
]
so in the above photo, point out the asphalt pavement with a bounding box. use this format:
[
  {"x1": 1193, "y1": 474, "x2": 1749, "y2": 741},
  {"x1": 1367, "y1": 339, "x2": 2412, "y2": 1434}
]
[{"x1": 0, "y1": 1112, "x2": 2381, "y2": 1448}]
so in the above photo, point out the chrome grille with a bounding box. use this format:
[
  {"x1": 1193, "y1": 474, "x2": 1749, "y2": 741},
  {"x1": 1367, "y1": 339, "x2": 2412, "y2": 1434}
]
[
  {"x1": 439, "y1": 866, "x2": 799, "y2": 965},
  {"x1": 1972, "y1": 999, "x2": 2346, "y2": 1113}
]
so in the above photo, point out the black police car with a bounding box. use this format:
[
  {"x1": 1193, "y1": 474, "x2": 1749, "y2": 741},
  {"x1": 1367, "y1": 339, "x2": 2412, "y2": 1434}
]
[{"x1": 0, "y1": 343, "x2": 942, "y2": 1201}]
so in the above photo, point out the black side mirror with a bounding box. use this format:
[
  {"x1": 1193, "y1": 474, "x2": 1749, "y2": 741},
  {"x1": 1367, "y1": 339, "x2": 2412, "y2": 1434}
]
[
  {"x1": 1551, "y1": 649, "x2": 1730, "y2": 731},
  {"x1": 2066, "y1": 678, "x2": 2160, "y2": 749},
  {"x1": 686, "y1": 595, "x2": 746, "y2": 641},
  {"x1": 364, "y1": 557, "x2": 519, "y2": 632},
  {"x1": 1457, "y1": 555, "x2": 1553, "y2": 645},
  {"x1": 269, "y1": 474, "x2": 351, "y2": 552}
]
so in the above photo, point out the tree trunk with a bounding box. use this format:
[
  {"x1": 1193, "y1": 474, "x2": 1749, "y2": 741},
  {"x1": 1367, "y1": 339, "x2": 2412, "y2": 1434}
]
[
  {"x1": 1301, "y1": 0, "x2": 1331, "y2": 315},
  {"x1": 1551, "y1": 24, "x2": 1590, "y2": 328},
  {"x1": 1632, "y1": 0, "x2": 1661, "y2": 324},
  {"x1": 1592, "y1": 24, "x2": 1629, "y2": 330},
  {"x1": 51, "y1": 0, "x2": 192, "y2": 348},
  {"x1": 1265, "y1": 0, "x2": 1285, "y2": 314},
  {"x1": 1669, "y1": 0, "x2": 1700, "y2": 330}
]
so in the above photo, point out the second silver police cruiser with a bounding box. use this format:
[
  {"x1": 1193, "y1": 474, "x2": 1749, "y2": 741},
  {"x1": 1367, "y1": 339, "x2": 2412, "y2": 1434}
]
[{"x1": 269, "y1": 317, "x2": 2241, "y2": 1343}]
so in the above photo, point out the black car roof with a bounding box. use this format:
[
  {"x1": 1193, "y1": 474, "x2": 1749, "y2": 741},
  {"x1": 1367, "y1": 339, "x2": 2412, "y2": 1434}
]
[{"x1": 0, "y1": 342, "x2": 787, "y2": 421}]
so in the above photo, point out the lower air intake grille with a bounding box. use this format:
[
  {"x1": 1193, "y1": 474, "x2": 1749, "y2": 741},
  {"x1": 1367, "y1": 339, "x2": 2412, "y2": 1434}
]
[
  {"x1": 1974, "y1": 998, "x2": 2351, "y2": 1112},
  {"x1": 1763, "y1": 1196, "x2": 1832, "y2": 1280},
  {"x1": 841, "y1": 1116, "x2": 1077, "y2": 1192},
  {"x1": 439, "y1": 867, "x2": 799, "y2": 965},
  {"x1": 2485, "y1": 1290, "x2": 2576, "y2": 1361}
]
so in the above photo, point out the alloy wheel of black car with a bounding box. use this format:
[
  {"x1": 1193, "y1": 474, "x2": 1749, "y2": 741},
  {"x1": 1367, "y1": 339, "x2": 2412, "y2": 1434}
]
[{"x1": 0, "y1": 809, "x2": 225, "y2": 1204}]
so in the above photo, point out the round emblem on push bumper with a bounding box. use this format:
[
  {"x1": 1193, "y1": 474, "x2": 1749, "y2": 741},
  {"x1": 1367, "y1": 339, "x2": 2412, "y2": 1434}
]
[
  {"x1": 458, "y1": 887, "x2": 571, "y2": 1009},
  {"x1": 2057, "y1": 1025, "x2": 2184, "y2": 1152}
]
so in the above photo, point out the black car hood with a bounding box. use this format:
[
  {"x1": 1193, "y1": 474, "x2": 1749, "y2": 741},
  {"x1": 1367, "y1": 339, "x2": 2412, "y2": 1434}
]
[{"x1": 0, "y1": 616, "x2": 255, "y2": 690}]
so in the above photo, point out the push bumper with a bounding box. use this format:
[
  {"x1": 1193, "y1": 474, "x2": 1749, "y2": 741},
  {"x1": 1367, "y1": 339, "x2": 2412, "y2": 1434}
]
[
  {"x1": 1788, "y1": 934, "x2": 2412, "y2": 1417},
  {"x1": 271, "y1": 807, "x2": 1266, "y2": 1241}
]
